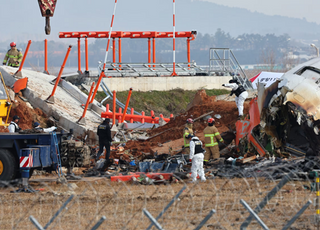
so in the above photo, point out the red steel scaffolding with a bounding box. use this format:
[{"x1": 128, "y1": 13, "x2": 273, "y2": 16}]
[{"x1": 59, "y1": 31, "x2": 197, "y2": 74}]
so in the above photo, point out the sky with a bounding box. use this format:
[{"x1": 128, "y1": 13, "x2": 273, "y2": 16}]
[
  {"x1": 202, "y1": 0, "x2": 320, "y2": 24},
  {"x1": 0, "y1": 0, "x2": 319, "y2": 43}
]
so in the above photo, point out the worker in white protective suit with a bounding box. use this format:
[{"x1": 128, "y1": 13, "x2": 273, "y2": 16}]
[
  {"x1": 222, "y1": 79, "x2": 248, "y2": 119},
  {"x1": 33, "y1": 122, "x2": 57, "y2": 133},
  {"x1": 188, "y1": 134, "x2": 206, "y2": 182}
]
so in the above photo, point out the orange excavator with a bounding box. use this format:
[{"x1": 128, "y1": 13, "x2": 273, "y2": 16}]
[{"x1": 37, "y1": 0, "x2": 58, "y2": 35}]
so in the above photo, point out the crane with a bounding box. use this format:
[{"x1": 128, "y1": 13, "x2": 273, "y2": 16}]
[{"x1": 37, "y1": 0, "x2": 58, "y2": 35}]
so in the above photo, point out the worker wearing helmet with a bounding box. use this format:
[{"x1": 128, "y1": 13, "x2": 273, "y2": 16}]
[
  {"x1": 8, "y1": 115, "x2": 21, "y2": 133},
  {"x1": 203, "y1": 118, "x2": 223, "y2": 162},
  {"x1": 183, "y1": 118, "x2": 194, "y2": 154},
  {"x1": 33, "y1": 122, "x2": 57, "y2": 133},
  {"x1": 222, "y1": 79, "x2": 248, "y2": 119},
  {"x1": 187, "y1": 134, "x2": 206, "y2": 182},
  {"x1": 3, "y1": 42, "x2": 23, "y2": 67}
]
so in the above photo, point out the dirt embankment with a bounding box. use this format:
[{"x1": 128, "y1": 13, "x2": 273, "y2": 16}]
[
  {"x1": 124, "y1": 90, "x2": 250, "y2": 155},
  {"x1": 0, "y1": 92, "x2": 51, "y2": 132}
]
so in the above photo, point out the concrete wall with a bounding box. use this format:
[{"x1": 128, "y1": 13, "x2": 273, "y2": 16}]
[{"x1": 101, "y1": 76, "x2": 232, "y2": 92}]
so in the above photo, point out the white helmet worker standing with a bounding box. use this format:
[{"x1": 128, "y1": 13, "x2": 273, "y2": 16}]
[{"x1": 188, "y1": 134, "x2": 206, "y2": 183}]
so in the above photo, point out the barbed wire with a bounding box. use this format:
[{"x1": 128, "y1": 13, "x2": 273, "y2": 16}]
[{"x1": 0, "y1": 165, "x2": 318, "y2": 230}]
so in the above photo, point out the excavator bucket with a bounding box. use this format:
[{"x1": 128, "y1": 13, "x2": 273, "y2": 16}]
[{"x1": 37, "y1": 0, "x2": 58, "y2": 35}]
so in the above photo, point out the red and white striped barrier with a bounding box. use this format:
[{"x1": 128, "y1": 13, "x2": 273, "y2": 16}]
[{"x1": 20, "y1": 154, "x2": 33, "y2": 168}]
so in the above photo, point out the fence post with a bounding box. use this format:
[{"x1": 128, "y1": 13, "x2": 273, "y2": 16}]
[
  {"x1": 240, "y1": 172, "x2": 293, "y2": 230},
  {"x1": 240, "y1": 199, "x2": 269, "y2": 230},
  {"x1": 15, "y1": 40, "x2": 32, "y2": 78},
  {"x1": 90, "y1": 216, "x2": 106, "y2": 230},
  {"x1": 281, "y1": 200, "x2": 312, "y2": 230},
  {"x1": 143, "y1": 209, "x2": 163, "y2": 230},
  {"x1": 194, "y1": 209, "x2": 216, "y2": 230}
]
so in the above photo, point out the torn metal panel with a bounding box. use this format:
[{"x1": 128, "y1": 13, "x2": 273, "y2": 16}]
[{"x1": 258, "y1": 58, "x2": 320, "y2": 156}]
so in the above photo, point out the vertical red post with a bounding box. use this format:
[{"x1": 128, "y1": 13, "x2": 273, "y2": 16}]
[
  {"x1": 112, "y1": 90, "x2": 116, "y2": 125},
  {"x1": 46, "y1": 45, "x2": 72, "y2": 100},
  {"x1": 78, "y1": 38, "x2": 82, "y2": 73},
  {"x1": 150, "y1": 110, "x2": 155, "y2": 124},
  {"x1": 187, "y1": 38, "x2": 191, "y2": 68},
  {"x1": 118, "y1": 107, "x2": 122, "y2": 123},
  {"x1": 15, "y1": 40, "x2": 32, "y2": 74},
  {"x1": 118, "y1": 38, "x2": 122, "y2": 70},
  {"x1": 85, "y1": 36, "x2": 89, "y2": 73},
  {"x1": 78, "y1": 82, "x2": 95, "y2": 122},
  {"x1": 148, "y1": 38, "x2": 151, "y2": 67},
  {"x1": 89, "y1": 70, "x2": 105, "y2": 104},
  {"x1": 121, "y1": 88, "x2": 133, "y2": 123},
  {"x1": 153, "y1": 38, "x2": 156, "y2": 69},
  {"x1": 44, "y1": 39, "x2": 49, "y2": 74},
  {"x1": 130, "y1": 108, "x2": 134, "y2": 123},
  {"x1": 141, "y1": 111, "x2": 145, "y2": 123},
  {"x1": 106, "y1": 104, "x2": 110, "y2": 112},
  {"x1": 112, "y1": 38, "x2": 116, "y2": 65}
]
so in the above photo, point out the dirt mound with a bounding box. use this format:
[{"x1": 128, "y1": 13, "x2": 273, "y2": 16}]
[
  {"x1": 123, "y1": 90, "x2": 250, "y2": 156},
  {"x1": 186, "y1": 89, "x2": 216, "y2": 110},
  {"x1": 0, "y1": 92, "x2": 50, "y2": 132}
]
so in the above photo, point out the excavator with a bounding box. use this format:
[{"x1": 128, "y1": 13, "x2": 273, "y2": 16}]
[{"x1": 37, "y1": 0, "x2": 58, "y2": 35}]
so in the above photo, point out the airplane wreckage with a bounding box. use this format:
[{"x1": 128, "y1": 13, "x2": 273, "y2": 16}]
[{"x1": 237, "y1": 58, "x2": 320, "y2": 160}]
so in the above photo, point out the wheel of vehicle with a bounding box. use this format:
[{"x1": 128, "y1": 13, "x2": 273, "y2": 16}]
[{"x1": 0, "y1": 149, "x2": 17, "y2": 181}]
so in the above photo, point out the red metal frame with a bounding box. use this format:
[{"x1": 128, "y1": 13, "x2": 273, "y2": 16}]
[
  {"x1": 59, "y1": 31, "x2": 196, "y2": 71},
  {"x1": 90, "y1": 70, "x2": 105, "y2": 104},
  {"x1": 78, "y1": 82, "x2": 95, "y2": 123},
  {"x1": 59, "y1": 31, "x2": 196, "y2": 39},
  {"x1": 77, "y1": 38, "x2": 82, "y2": 73},
  {"x1": 85, "y1": 36, "x2": 89, "y2": 72},
  {"x1": 15, "y1": 40, "x2": 32, "y2": 75},
  {"x1": 121, "y1": 88, "x2": 133, "y2": 123},
  {"x1": 118, "y1": 38, "x2": 122, "y2": 69},
  {"x1": 44, "y1": 39, "x2": 49, "y2": 74},
  {"x1": 46, "y1": 45, "x2": 72, "y2": 100}
]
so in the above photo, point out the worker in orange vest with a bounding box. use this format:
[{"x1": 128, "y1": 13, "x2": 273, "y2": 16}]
[
  {"x1": 183, "y1": 118, "x2": 194, "y2": 155},
  {"x1": 203, "y1": 118, "x2": 223, "y2": 163}
]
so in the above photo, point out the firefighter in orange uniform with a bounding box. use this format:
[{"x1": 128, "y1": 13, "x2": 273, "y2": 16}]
[
  {"x1": 183, "y1": 118, "x2": 194, "y2": 155},
  {"x1": 203, "y1": 118, "x2": 223, "y2": 163}
]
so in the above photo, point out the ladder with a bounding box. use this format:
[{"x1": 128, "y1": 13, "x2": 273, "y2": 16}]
[{"x1": 51, "y1": 131, "x2": 63, "y2": 177}]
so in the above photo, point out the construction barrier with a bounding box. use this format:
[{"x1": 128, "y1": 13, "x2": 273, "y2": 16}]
[{"x1": 101, "y1": 106, "x2": 173, "y2": 124}]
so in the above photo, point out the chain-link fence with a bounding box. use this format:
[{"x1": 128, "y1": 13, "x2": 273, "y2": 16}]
[{"x1": 0, "y1": 165, "x2": 319, "y2": 230}]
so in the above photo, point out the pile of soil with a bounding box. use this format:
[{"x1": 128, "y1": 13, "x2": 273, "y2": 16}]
[
  {"x1": 0, "y1": 92, "x2": 50, "y2": 132},
  {"x1": 123, "y1": 90, "x2": 250, "y2": 156}
]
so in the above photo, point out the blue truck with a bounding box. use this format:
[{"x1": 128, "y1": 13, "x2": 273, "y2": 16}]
[{"x1": 0, "y1": 131, "x2": 90, "y2": 182}]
